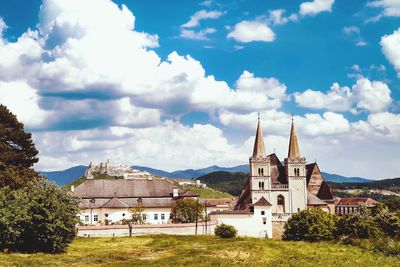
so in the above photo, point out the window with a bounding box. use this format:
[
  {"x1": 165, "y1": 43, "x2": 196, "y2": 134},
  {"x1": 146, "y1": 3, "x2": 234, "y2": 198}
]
[
  {"x1": 84, "y1": 215, "x2": 89, "y2": 222},
  {"x1": 154, "y1": 213, "x2": 158, "y2": 220},
  {"x1": 263, "y1": 218, "x2": 267, "y2": 225},
  {"x1": 259, "y1": 181, "x2": 265, "y2": 190},
  {"x1": 161, "y1": 213, "x2": 165, "y2": 220},
  {"x1": 142, "y1": 214, "x2": 147, "y2": 221},
  {"x1": 261, "y1": 211, "x2": 265, "y2": 215},
  {"x1": 277, "y1": 195, "x2": 284, "y2": 205},
  {"x1": 105, "y1": 213, "x2": 108, "y2": 218},
  {"x1": 122, "y1": 213, "x2": 125, "y2": 217},
  {"x1": 93, "y1": 214, "x2": 98, "y2": 222}
]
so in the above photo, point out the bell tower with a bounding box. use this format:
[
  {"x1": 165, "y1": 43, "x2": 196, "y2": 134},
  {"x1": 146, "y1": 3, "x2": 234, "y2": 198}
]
[
  {"x1": 285, "y1": 118, "x2": 307, "y2": 212},
  {"x1": 249, "y1": 114, "x2": 271, "y2": 202}
]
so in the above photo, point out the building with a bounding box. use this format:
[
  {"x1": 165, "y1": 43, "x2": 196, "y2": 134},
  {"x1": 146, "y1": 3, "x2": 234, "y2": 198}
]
[
  {"x1": 85, "y1": 159, "x2": 151, "y2": 179},
  {"x1": 210, "y1": 117, "x2": 335, "y2": 238},
  {"x1": 335, "y1": 197, "x2": 378, "y2": 215},
  {"x1": 73, "y1": 178, "x2": 198, "y2": 225}
]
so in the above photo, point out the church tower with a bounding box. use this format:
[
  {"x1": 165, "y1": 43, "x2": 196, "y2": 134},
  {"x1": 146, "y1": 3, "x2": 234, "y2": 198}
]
[
  {"x1": 285, "y1": 119, "x2": 307, "y2": 212},
  {"x1": 249, "y1": 115, "x2": 271, "y2": 202}
]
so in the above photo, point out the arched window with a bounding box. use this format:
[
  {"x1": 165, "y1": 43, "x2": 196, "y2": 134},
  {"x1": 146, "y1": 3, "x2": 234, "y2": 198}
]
[
  {"x1": 277, "y1": 195, "x2": 285, "y2": 213},
  {"x1": 261, "y1": 168, "x2": 264, "y2": 176}
]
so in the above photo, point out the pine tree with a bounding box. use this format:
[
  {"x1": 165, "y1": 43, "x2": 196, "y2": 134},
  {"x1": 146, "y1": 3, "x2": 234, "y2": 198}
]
[{"x1": 0, "y1": 104, "x2": 39, "y2": 189}]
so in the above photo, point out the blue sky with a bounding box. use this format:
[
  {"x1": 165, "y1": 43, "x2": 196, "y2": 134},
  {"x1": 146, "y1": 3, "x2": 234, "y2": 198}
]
[{"x1": 0, "y1": 0, "x2": 399, "y2": 178}]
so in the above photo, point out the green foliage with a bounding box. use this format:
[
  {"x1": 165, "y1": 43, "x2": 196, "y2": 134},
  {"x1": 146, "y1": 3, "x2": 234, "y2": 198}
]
[
  {"x1": 283, "y1": 208, "x2": 338, "y2": 242},
  {"x1": 0, "y1": 105, "x2": 39, "y2": 189},
  {"x1": 180, "y1": 184, "x2": 232, "y2": 199},
  {"x1": 197, "y1": 171, "x2": 248, "y2": 196},
  {"x1": 0, "y1": 179, "x2": 80, "y2": 253},
  {"x1": 371, "y1": 204, "x2": 400, "y2": 238},
  {"x1": 170, "y1": 198, "x2": 204, "y2": 223},
  {"x1": 214, "y1": 224, "x2": 237, "y2": 238},
  {"x1": 328, "y1": 177, "x2": 400, "y2": 193},
  {"x1": 337, "y1": 204, "x2": 383, "y2": 239}
]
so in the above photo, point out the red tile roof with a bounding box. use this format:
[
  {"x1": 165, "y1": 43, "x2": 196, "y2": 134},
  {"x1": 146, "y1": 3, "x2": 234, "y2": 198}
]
[
  {"x1": 253, "y1": 196, "x2": 272, "y2": 206},
  {"x1": 337, "y1": 198, "x2": 378, "y2": 206}
]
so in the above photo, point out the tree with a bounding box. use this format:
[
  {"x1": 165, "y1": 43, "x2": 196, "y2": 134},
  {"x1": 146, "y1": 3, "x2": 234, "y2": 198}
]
[
  {"x1": 0, "y1": 179, "x2": 80, "y2": 253},
  {"x1": 129, "y1": 201, "x2": 146, "y2": 225},
  {"x1": 336, "y1": 204, "x2": 383, "y2": 239},
  {"x1": 283, "y1": 208, "x2": 338, "y2": 242},
  {"x1": 170, "y1": 198, "x2": 204, "y2": 223},
  {"x1": 0, "y1": 104, "x2": 39, "y2": 189}
]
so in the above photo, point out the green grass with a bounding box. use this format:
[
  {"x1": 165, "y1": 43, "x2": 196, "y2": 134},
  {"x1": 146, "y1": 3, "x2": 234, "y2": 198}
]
[
  {"x1": 181, "y1": 185, "x2": 233, "y2": 199},
  {"x1": 0, "y1": 235, "x2": 398, "y2": 267}
]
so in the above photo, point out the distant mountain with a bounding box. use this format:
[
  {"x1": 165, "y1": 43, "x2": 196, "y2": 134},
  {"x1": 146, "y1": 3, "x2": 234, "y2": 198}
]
[
  {"x1": 321, "y1": 172, "x2": 373, "y2": 183},
  {"x1": 41, "y1": 163, "x2": 378, "y2": 186},
  {"x1": 197, "y1": 171, "x2": 248, "y2": 196},
  {"x1": 40, "y1": 165, "x2": 87, "y2": 186}
]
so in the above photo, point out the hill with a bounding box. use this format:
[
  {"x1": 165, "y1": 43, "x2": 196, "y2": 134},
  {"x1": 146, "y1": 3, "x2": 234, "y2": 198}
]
[
  {"x1": 0, "y1": 235, "x2": 398, "y2": 266},
  {"x1": 328, "y1": 177, "x2": 400, "y2": 192},
  {"x1": 40, "y1": 165, "x2": 87, "y2": 185},
  {"x1": 321, "y1": 172, "x2": 373, "y2": 183},
  {"x1": 197, "y1": 171, "x2": 248, "y2": 196}
]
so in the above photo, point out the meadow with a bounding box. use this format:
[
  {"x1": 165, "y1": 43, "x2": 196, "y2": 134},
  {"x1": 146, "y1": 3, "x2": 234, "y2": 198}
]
[{"x1": 0, "y1": 235, "x2": 398, "y2": 267}]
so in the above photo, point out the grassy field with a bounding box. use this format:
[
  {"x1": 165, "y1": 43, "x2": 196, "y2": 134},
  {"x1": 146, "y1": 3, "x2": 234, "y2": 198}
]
[
  {"x1": 181, "y1": 184, "x2": 233, "y2": 199},
  {"x1": 0, "y1": 235, "x2": 398, "y2": 267}
]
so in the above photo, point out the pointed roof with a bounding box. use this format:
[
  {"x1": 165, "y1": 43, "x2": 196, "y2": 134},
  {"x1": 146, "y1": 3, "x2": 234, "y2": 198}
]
[
  {"x1": 317, "y1": 181, "x2": 334, "y2": 200},
  {"x1": 253, "y1": 196, "x2": 272, "y2": 206},
  {"x1": 101, "y1": 196, "x2": 129, "y2": 208},
  {"x1": 307, "y1": 192, "x2": 327, "y2": 206},
  {"x1": 288, "y1": 118, "x2": 300, "y2": 159},
  {"x1": 252, "y1": 117, "x2": 266, "y2": 159}
]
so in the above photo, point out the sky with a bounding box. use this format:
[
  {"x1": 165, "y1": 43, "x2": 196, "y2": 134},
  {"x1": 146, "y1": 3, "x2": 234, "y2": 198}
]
[{"x1": 0, "y1": 0, "x2": 399, "y2": 179}]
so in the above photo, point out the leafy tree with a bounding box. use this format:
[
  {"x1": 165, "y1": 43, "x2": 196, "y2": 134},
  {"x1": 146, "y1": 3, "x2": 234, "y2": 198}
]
[
  {"x1": 0, "y1": 104, "x2": 39, "y2": 189},
  {"x1": 214, "y1": 224, "x2": 237, "y2": 238},
  {"x1": 129, "y1": 201, "x2": 146, "y2": 225},
  {"x1": 0, "y1": 179, "x2": 80, "y2": 253},
  {"x1": 336, "y1": 204, "x2": 383, "y2": 239},
  {"x1": 170, "y1": 198, "x2": 204, "y2": 223},
  {"x1": 371, "y1": 204, "x2": 400, "y2": 238},
  {"x1": 283, "y1": 208, "x2": 338, "y2": 242}
]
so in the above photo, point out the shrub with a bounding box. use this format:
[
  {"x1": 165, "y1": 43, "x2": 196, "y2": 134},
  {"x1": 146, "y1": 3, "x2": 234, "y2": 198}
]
[
  {"x1": 0, "y1": 179, "x2": 80, "y2": 253},
  {"x1": 215, "y1": 224, "x2": 237, "y2": 238},
  {"x1": 170, "y1": 198, "x2": 204, "y2": 223},
  {"x1": 337, "y1": 205, "x2": 383, "y2": 239},
  {"x1": 283, "y1": 208, "x2": 338, "y2": 242}
]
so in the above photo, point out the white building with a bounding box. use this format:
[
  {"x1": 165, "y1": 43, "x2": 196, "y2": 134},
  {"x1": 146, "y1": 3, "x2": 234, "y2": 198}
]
[{"x1": 210, "y1": 118, "x2": 335, "y2": 238}]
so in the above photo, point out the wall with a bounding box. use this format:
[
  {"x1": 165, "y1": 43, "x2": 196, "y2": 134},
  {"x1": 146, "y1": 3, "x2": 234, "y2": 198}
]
[
  {"x1": 77, "y1": 221, "x2": 217, "y2": 237},
  {"x1": 272, "y1": 222, "x2": 286, "y2": 239}
]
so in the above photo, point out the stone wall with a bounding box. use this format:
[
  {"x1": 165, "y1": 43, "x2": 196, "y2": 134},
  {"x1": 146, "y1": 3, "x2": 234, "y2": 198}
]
[{"x1": 272, "y1": 221, "x2": 286, "y2": 239}]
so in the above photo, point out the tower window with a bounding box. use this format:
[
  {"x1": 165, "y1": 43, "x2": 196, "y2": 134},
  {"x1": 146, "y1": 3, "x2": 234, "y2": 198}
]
[{"x1": 259, "y1": 181, "x2": 264, "y2": 190}]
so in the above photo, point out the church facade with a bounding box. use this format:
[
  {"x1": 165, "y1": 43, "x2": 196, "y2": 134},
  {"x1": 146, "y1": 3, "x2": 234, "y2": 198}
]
[{"x1": 210, "y1": 118, "x2": 335, "y2": 238}]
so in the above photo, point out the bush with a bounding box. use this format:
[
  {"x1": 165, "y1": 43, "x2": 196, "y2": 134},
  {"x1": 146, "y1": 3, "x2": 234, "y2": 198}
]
[
  {"x1": 170, "y1": 198, "x2": 204, "y2": 223},
  {"x1": 337, "y1": 205, "x2": 383, "y2": 239},
  {"x1": 215, "y1": 224, "x2": 237, "y2": 238},
  {"x1": 283, "y1": 208, "x2": 338, "y2": 242},
  {"x1": 0, "y1": 179, "x2": 80, "y2": 253}
]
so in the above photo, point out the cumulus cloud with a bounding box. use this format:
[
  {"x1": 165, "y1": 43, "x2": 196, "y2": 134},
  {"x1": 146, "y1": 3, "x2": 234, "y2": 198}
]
[
  {"x1": 181, "y1": 10, "x2": 223, "y2": 28},
  {"x1": 227, "y1": 20, "x2": 275, "y2": 43},
  {"x1": 295, "y1": 78, "x2": 392, "y2": 113},
  {"x1": 300, "y1": 0, "x2": 335, "y2": 16},
  {"x1": 381, "y1": 28, "x2": 400, "y2": 77},
  {"x1": 266, "y1": 9, "x2": 298, "y2": 25},
  {"x1": 0, "y1": 80, "x2": 51, "y2": 127}
]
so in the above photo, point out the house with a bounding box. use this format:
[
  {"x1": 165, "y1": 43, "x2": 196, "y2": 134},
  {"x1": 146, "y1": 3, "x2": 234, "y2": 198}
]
[
  {"x1": 209, "y1": 117, "x2": 335, "y2": 238},
  {"x1": 73, "y1": 178, "x2": 198, "y2": 225},
  {"x1": 335, "y1": 197, "x2": 378, "y2": 215}
]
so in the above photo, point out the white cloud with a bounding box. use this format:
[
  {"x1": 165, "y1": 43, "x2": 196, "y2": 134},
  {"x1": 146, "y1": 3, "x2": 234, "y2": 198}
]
[
  {"x1": 181, "y1": 10, "x2": 223, "y2": 28},
  {"x1": 342, "y1": 26, "x2": 367, "y2": 46},
  {"x1": 0, "y1": 80, "x2": 51, "y2": 127},
  {"x1": 267, "y1": 9, "x2": 298, "y2": 25},
  {"x1": 299, "y1": 0, "x2": 335, "y2": 16},
  {"x1": 294, "y1": 78, "x2": 392, "y2": 113},
  {"x1": 381, "y1": 28, "x2": 400, "y2": 77},
  {"x1": 180, "y1": 28, "x2": 217, "y2": 40},
  {"x1": 367, "y1": 0, "x2": 400, "y2": 20},
  {"x1": 34, "y1": 121, "x2": 247, "y2": 171},
  {"x1": 227, "y1": 20, "x2": 275, "y2": 43}
]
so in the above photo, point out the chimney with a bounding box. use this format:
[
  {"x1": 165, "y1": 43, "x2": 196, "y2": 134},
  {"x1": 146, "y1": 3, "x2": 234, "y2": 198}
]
[
  {"x1": 71, "y1": 185, "x2": 75, "y2": 192},
  {"x1": 173, "y1": 188, "x2": 179, "y2": 198}
]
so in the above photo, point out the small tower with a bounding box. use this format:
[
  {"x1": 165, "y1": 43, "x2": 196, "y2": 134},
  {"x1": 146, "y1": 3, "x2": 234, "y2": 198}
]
[
  {"x1": 249, "y1": 114, "x2": 271, "y2": 202},
  {"x1": 285, "y1": 118, "x2": 307, "y2": 212}
]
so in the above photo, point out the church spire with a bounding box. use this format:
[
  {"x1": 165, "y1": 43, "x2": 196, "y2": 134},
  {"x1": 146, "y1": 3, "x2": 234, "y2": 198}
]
[
  {"x1": 288, "y1": 118, "x2": 300, "y2": 159},
  {"x1": 252, "y1": 113, "x2": 266, "y2": 159}
]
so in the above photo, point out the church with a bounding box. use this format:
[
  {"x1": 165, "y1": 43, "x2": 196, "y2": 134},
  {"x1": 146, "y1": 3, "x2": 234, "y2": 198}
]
[{"x1": 209, "y1": 117, "x2": 335, "y2": 238}]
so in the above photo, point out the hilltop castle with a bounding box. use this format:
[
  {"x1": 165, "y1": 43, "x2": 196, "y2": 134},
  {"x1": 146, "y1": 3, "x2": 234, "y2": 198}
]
[
  {"x1": 85, "y1": 160, "x2": 151, "y2": 179},
  {"x1": 210, "y1": 118, "x2": 335, "y2": 238}
]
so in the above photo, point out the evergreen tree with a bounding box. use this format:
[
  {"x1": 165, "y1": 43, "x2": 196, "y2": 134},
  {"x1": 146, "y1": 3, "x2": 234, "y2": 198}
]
[{"x1": 0, "y1": 104, "x2": 39, "y2": 189}]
